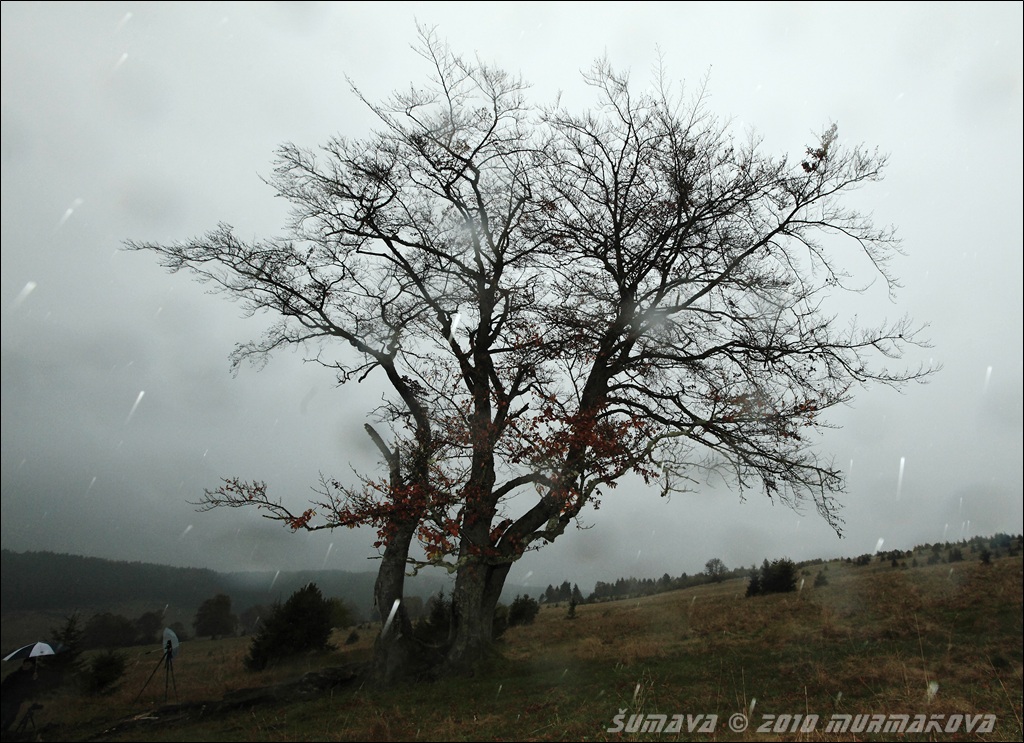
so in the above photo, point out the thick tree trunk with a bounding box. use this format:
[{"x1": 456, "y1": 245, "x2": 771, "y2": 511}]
[
  {"x1": 483, "y1": 562, "x2": 510, "y2": 616},
  {"x1": 369, "y1": 519, "x2": 419, "y2": 684},
  {"x1": 446, "y1": 560, "x2": 494, "y2": 671},
  {"x1": 445, "y1": 426, "x2": 500, "y2": 671},
  {"x1": 443, "y1": 560, "x2": 515, "y2": 672},
  {"x1": 362, "y1": 422, "x2": 433, "y2": 684}
]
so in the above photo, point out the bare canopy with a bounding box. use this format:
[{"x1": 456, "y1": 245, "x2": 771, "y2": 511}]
[{"x1": 127, "y1": 29, "x2": 932, "y2": 678}]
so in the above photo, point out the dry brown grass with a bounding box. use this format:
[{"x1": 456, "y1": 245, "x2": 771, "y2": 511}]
[{"x1": 4, "y1": 554, "x2": 1022, "y2": 741}]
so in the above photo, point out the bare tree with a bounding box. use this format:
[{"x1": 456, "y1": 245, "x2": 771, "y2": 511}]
[{"x1": 127, "y1": 29, "x2": 932, "y2": 680}]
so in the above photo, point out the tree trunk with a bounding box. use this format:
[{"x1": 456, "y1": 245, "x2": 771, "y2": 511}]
[
  {"x1": 442, "y1": 560, "x2": 516, "y2": 673},
  {"x1": 445, "y1": 559, "x2": 495, "y2": 671},
  {"x1": 362, "y1": 422, "x2": 433, "y2": 684},
  {"x1": 445, "y1": 427, "x2": 500, "y2": 671},
  {"x1": 369, "y1": 519, "x2": 419, "y2": 684},
  {"x1": 483, "y1": 562, "x2": 510, "y2": 614}
]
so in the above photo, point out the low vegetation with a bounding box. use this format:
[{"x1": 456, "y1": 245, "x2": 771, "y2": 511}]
[
  {"x1": 245, "y1": 584, "x2": 336, "y2": 671},
  {"x1": 1, "y1": 550, "x2": 1020, "y2": 741},
  {"x1": 745, "y1": 558, "x2": 800, "y2": 597}
]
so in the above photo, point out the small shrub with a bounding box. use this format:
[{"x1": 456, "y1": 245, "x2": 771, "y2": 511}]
[
  {"x1": 82, "y1": 650, "x2": 126, "y2": 695},
  {"x1": 413, "y1": 590, "x2": 452, "y2": 646},
  {"x1": 328, "y1": 597, "x2": 356, "y2": 629},
  {"x1": 508, "y1": 595, "x2": 540, "y2": 627},
  {"x1": 761, "y1": 558, "x2": 798, "y2": 594},
  {"x1": 48, "y1": 612, "x2": 85, "y2": 676},
  {"x1": 747, "y1": 558, "x2": 798, "y2": 597},
  {"x1": 813, "y1": 571, "x2": 828, "y2": 587},
  {"x1": 245, "y1": 583, "x2": 335, "y2": 671},
  {"x1": 745, "y1": 569, "x2": 762, "y2": 597}
]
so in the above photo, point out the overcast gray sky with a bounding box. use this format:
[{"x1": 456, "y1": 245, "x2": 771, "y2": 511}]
[{"x1": 2, "y1": 1, "x2": 1021, "y2": 595}]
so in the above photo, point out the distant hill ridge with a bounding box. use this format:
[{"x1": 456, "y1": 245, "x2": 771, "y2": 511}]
[
  {"x1": 0, "y1": 549, "x2": 450, "y2": 617},
  {"x1": 4, "y1": 533, "x2": 1020, "y2": 618}
]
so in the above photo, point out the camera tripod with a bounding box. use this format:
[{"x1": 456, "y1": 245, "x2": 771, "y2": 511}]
[
  {"x1": 134, "y1": 640, "x2": 178, "y2": 704},
  {"x1": 14, "y1": 703, "x2": 43, "y2": 735}
]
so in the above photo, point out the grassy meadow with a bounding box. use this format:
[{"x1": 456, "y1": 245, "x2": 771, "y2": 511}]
[{"x1": 3, "y1": 554, "x2": 1021, "y2": 742}]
